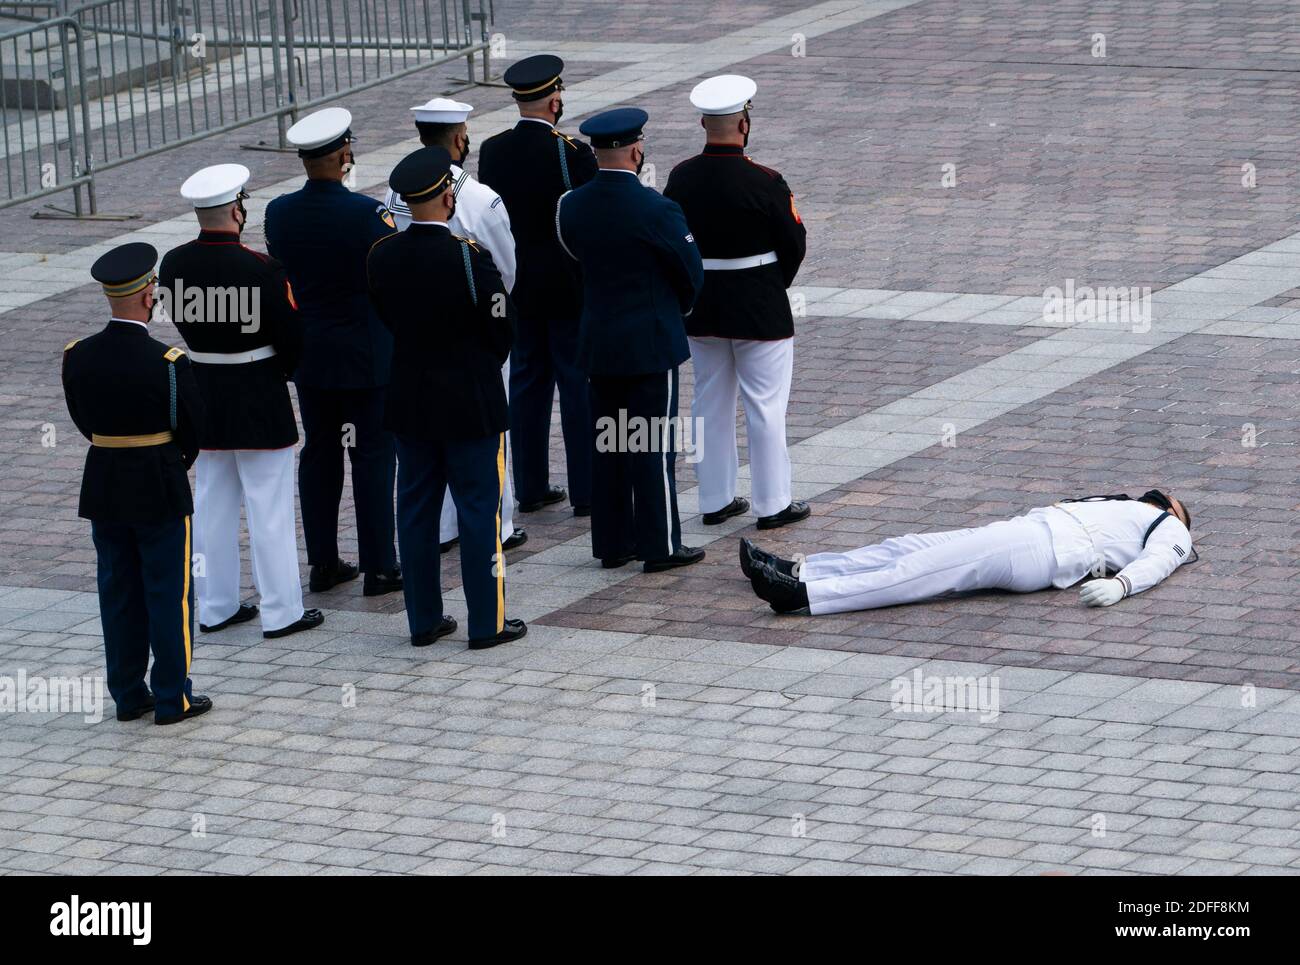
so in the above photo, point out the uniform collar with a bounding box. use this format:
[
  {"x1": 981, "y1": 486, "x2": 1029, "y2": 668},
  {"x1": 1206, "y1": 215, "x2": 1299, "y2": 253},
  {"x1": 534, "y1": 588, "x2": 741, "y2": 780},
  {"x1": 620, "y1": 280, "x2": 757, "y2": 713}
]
[
  {"x1": 517, "y1": 117, "x2": 554, "y2": 129},
  {"x1": 409, "y1": 221, "x2": 450, "y2": 229},
  {"x1": 702, "y1": 143, "x2": 745, "y2": 157},
  {"x1": 304, "y1": 177, "x2": 347, "y2": 191},
  {"x1": 197, "y1": 228, "x2": 241, "y2": 244},
  {"x1": 597, "y1": 168, "x2": 640, "y2": 180},
  {"x1": 108, "y1": 317, "x2": 149, "y2": 332}
]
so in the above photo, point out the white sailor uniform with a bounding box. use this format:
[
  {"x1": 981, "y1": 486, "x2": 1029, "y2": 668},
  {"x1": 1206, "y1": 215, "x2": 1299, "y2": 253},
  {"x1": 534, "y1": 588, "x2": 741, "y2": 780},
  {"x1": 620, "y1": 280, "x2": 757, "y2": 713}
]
[
  {"x1": 800, "y1": 499, "x2": 1193, "y2": 615},
  {"x1": 385, "y1": 163, "x2": 518, "y2": 546}
]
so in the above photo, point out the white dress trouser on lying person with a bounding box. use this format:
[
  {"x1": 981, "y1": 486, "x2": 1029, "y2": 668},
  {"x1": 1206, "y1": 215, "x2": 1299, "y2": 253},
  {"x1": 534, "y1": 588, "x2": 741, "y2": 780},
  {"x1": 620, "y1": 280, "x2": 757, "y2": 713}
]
[
  {"x1": 194, "y1": 447, "x2": 304, "y2": 633},
  {"x1": 689, "y1": 336, "x2": 794, "y2": 518},
  {"x1": 439, "y1": 357, "x2": 515, "y2": 544},
  {"x1": 800, "y1": 517, "x2": 1058, "y2": 615}
]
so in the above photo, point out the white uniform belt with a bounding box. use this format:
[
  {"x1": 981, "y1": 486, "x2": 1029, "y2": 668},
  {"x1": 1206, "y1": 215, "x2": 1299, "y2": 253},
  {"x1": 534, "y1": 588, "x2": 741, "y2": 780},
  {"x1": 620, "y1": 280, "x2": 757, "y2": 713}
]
[
  {"x1": 702, "y1": 251, "x2": 777, "y2": 271},
  {"x1": 187, "y1": 346, "x2": 277, "y2": 365}
]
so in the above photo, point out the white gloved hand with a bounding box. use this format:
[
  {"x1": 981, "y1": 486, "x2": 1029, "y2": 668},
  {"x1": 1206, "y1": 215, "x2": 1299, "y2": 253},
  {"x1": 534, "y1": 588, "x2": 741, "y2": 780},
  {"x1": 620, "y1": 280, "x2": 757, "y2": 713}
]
[{"x1": 1080, "y1": 578, "x2": 1125, "y2": 607}]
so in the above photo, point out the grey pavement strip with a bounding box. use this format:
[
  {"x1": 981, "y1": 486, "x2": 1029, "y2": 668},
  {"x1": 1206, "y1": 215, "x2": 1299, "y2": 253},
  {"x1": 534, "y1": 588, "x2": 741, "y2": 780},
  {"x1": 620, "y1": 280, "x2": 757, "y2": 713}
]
[
  {"x1": 5, "y1": 612, "x2": 1298, "y2": 875},
  {"x1": 0, "y1": 0, "x2": 925, "y2": 313},
  {"x1": 490, "y1": 229, "x2": 1300, "y2": 623}
]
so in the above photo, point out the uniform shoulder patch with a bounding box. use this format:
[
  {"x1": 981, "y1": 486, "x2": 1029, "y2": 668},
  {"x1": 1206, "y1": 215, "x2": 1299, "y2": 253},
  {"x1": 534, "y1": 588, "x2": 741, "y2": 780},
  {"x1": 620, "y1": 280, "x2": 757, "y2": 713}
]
[
  {"x1": 490, "y1": 196, "x2": 503, "y2": 209},
  {"x1": 63, "y1": 338, "x2": 80, "y2": 352},
  {"x1": 163, "y1": 346, "x2": 185, "y2": 362},
  {"x1": 376, "y1": 204, "x2": 396, "y2": 229}
]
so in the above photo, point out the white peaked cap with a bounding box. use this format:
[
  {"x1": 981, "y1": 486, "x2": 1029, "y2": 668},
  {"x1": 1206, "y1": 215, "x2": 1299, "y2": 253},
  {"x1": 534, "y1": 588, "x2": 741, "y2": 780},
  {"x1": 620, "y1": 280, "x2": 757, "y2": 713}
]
[
  {"x1": 286, "y1": 107, "x2": 353, "y2": 151},
  {"x1": 180, "y1": 163, "x2": 250, "y2": 208},
  {"x1": 690, "y1": 74, "x2": 757, "y2": 115}
]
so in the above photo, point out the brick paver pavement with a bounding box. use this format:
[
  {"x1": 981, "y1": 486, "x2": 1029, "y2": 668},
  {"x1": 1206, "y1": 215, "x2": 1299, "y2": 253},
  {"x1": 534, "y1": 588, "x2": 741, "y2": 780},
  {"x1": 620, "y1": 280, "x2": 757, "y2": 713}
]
[{"x1": 0, "y1": 0, "x2": 1297, "y2": 875}]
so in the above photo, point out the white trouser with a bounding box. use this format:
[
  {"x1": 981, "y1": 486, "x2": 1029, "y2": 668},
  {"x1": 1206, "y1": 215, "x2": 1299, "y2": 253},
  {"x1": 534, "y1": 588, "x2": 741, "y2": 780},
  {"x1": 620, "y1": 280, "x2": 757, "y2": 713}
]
[
  {"x1": 194, "y1": 447, "x2": 304, "y2": 632},
  {"x1": 802, "y1": 517, "x2": 1057, "y2": 615},
  {"x1": 689, "y1": 335, "x2": 794, "y2": 518},
  {"x1": 439, "y1": 357, "x2": 515, "y2": 543}
]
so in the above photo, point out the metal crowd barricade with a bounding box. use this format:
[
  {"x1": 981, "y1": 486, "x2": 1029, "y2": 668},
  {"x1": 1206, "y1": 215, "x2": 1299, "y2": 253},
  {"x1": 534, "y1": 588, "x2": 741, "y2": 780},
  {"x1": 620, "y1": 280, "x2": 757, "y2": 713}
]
[{"x1": 0, "y1": 0, "x2": 493, "y2": 216}]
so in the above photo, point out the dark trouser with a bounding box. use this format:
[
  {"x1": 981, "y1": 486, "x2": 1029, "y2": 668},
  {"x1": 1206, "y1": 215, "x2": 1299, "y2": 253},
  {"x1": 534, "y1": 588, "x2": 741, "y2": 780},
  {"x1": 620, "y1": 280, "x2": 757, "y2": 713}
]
[
  {"x1": 91, "y1": 517, "x2": 195, "y2": 719},
  {"x1": 588, "y1": 367, "x2": 682, "y2": 562},
  {"x1": 296, "y1": 385, "x2": 397, "y2": 574},
  {"x1": 396, "y1": 433, "x2": 506, "y2": 641},
  {"x1": 509, "y1": 313, "x2": 592, "y2": 509}
]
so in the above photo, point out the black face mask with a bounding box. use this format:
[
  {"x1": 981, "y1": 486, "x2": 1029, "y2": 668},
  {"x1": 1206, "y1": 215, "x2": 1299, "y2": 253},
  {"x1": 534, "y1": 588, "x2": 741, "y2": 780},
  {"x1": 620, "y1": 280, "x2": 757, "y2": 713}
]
[
  {"x1": 457, "y1": 135, "x2": 471, "y2": 166},
  {"x1": 553, "y1": 100, "x2": 564, "y2": 125},
  {"x1": 234, "y1": 193, "x2": 248, "y2": 235},
  {"x1": 741, "y1": 112, "x2": 750, "y2": 148},
  {"x1": 634, "y1": 147, "x2": 646, "y2": 176}
]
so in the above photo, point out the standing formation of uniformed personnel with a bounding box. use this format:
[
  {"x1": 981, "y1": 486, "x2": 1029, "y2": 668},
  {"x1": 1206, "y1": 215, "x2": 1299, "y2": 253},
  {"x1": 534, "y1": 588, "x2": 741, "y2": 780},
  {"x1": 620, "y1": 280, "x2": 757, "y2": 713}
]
[
  {"x1": 557, "y1": 108, "x2": 707, "y2": 571},
  {"x1": 62, "y1": 243, "x2": 212, "y2": 725},
  {"x1": 367, "y1": 146, "x2": 527, "y2": 650},
  {"x1": 383, "y1": 97, "x2": 526, "y2": 554},
  {"x1": 265, "y1": 108, "x2": 403, "y2": 599},
  {"x1": 479, "y1": 55, "x2": 597, "y2": 518},
  {"x1": 161, "y1": 163, "x2": 324, "y2": 640},
  {"x1": 664, "y1": 75, "x2": 811, "y2": 531}
]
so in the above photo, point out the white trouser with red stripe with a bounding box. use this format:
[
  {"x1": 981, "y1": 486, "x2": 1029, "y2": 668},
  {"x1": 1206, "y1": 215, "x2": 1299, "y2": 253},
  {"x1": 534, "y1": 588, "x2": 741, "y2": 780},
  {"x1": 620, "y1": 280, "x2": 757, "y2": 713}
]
[
  {"x1": 688, "y1": 335, "x2": 794, "y2": 518},
  {"x1": 439, "y1": 357, "x2": 515, "y2": 543},
  {"x1": 194, "y1": 447, "x2": 304, "y2": 632},
  {"x1": 801, "y1": 517, "x2": 1058, "y2": 615}
]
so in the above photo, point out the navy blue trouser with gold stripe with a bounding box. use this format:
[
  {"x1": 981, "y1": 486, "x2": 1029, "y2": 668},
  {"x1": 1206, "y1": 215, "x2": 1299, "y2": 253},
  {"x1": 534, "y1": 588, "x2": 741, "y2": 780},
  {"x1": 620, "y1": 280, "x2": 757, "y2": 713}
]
[
  {"x1": 396, "y1": 434, "x2": 505, "y2": 641},
  {"x1": 91, "y1": 517, "x2": 195, "y2": 719}
]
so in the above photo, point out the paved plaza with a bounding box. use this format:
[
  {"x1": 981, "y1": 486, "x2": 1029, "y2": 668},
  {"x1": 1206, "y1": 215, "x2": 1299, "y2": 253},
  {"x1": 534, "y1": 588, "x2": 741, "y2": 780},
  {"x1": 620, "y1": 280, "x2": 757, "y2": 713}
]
[{"x1": 1, "y1": 0, "x2": 1298, "y2": 874}]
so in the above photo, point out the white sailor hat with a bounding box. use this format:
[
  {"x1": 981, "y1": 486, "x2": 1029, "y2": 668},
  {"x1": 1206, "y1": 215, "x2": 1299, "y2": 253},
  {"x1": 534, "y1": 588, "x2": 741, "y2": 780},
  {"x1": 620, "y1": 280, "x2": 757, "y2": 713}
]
[
  {"x1": 180, "y1": 163, "x2": 250, "y2": 208},
  {"x1": 286, "y1": 107, "x2": 354, "y2": 158},
  {"x1": 689, "y1": 74, "x2": 757, "y2": 115},
  {"x1": 411, "y1": 98, "x2": 474, "y2": 124}
]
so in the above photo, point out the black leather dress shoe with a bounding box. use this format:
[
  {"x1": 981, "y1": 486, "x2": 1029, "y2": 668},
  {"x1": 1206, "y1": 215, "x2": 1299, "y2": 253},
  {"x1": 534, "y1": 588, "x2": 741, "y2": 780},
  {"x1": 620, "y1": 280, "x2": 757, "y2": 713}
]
[
  {"x1": 309, "y1": 558, "x2": 359, "y2": 592},
  {"x1": 469, "y1": 618, "x2": 527, "y2": 650},
  {"x1": 199, "y1": 602, "x2": 259, "y2": 633},
  {"x1": 263, "y1": 608, "x2": 325, "y2": 639},
  {"x1": 702, "y1": 496, "x2": 750, "y2": 525},
  {"x1": 518, "y1": 486, "x2": 566, "y2": 513},
  {"x1": 412, "y1": 615, "x2": 457, "y2": 647},
  {"x1": 601, "y1": 553, "x2": 637, "y2": 569},
  {"x1": 116, "y1": 695, "x2": 155, "y2": 722},
  {"x1": 573, "y1": 505, "x2": 592, "y2": 518},
  {"x1": 749, "y1": 560, "x2": 809, "y2": 614},
  {"x1": 156, "y1": 695, "x2": 213, "y2": 726},
  {"x1": 643, "y1": 546, "x2": 706, "y2": 573},
  {"x1": 439, "y1": 536, "x2": 459, "y2": 553},
  {"x1": 739, "y1": 538, "x2": 797, "y2": 580},
  {"x1": 363, "y1": 568, "x2": 403, "y2": 597},
  {"x1": 757, "y1": 500, "x2": 812, "y2": 530},
  {"x1": 502, "y1": 529, "x2": 528, "y2": 551}
]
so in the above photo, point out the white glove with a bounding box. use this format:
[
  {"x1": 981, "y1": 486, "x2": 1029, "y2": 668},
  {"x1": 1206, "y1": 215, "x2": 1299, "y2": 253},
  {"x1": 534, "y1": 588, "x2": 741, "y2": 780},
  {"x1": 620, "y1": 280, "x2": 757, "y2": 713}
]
[{"x1": 1080, "y1": 578, "x2": 1125, "y2": 607}]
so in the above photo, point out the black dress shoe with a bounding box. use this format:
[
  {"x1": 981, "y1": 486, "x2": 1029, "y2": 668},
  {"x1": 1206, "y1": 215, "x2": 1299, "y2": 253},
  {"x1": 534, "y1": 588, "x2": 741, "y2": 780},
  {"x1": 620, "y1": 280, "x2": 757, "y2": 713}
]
[
  {"x1": 757, "y1": 500, "x2": 812, "y2": 530},
  {"x1": 199, "y1": 602, "x2": 259, "y2": 633},
  {"x1": 502, "y1": 529, "x2": 528, "y2": 551},
  {"x1": 739, "y1": 538, "x2": 797, "y2": 580},
  {"x1": 601, "y1": 553, "x2": 636, "y2": 569},
  {"x1": 643, "y1": 546, "x2": 706, "y2": 573},
  {"x1": 518, "y1": 486, "x2": 566, "y2": 513},
  {"x1": 411, "y1": 616, "x2": 457, "y2": 647},
  {"x1": 469, "y1": 618, "x2": 527, "y2": 650},
  {"x1": 363, "y1": 568, "x2": 403, "y2": 597},
  {"x1": 749, "y1": 560, "x2": 809, "y2": 614},
  {"x1": 439, "y1": 536, "x2": 459, "y2": 553},
  {"x1": 156, "y1": 695, "x2": 212, "y2": 726},
  {"x1": 573, "y1": 505, "x2": 592, "y2": 518},
  {"x1": 309, "y1": 558, "x2": 359, "y2": 592},
  {"x1": 263, "y1": 608, "x2": 325, "y2": 639},
  {"x1": 116, "y1": 695, "x2": 155, "y2": 722},
  {"x1": 702, "y1": 496, "x2": 750, "y2": 525}
]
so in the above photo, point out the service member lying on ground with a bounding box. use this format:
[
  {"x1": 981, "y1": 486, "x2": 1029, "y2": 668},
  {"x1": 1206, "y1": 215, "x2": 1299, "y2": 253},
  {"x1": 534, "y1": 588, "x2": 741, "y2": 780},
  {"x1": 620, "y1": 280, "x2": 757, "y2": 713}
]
[{"x1": 742, "y1": 491, "x2": 1194, "y2": 615}]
